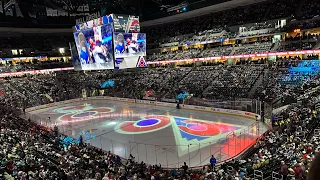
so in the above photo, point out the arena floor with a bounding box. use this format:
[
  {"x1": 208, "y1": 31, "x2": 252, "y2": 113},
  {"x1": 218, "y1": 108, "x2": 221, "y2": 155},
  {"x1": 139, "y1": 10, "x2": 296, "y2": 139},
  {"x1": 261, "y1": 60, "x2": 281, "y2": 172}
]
[{"x1": 27, "y1": 99, "x2": 268, "y2": 168}]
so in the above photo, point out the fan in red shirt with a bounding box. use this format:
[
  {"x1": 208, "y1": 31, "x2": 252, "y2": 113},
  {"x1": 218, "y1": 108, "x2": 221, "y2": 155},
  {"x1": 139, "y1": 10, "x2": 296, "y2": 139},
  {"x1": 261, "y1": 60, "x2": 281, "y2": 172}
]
[
  {"x1": 302, "y1": 151, "x2": 308, "y2": 159},
  {"x1": 306, "y1": 146, "x2": 313, "y2": 154},
  {"x1": 294, "y1": 163, "x2": 303, "y2": 180},
  {"x1": 193, "y1": 172, "x2": 200, "y2": 180}
]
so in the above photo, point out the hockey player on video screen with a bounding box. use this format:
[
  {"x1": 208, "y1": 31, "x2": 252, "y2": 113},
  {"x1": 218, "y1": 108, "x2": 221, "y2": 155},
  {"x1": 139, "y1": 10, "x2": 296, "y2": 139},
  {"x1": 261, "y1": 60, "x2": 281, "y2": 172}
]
[
  {"x1": 125, "y1": 38, "x2": 138, "y2": 54},
  {"x1": 115, "y1": 33, "x2": 125, "y2": 55},
  {"x1": 78, "y1": 32, "x2": 90, "y2": 64}
]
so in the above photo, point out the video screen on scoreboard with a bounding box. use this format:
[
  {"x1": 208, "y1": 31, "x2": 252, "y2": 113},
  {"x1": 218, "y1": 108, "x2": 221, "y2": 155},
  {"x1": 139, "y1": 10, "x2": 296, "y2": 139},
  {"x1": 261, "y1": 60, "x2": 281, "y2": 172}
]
[
  {"x1": 73, "y1": 23, "x2": 114, "y2": 70},
  {"x1": 112, "y1": 14, "x2": 140, "y2": 33},
  {"x1": 113, "y1": 32, "x2": 147, "y2": 69}
]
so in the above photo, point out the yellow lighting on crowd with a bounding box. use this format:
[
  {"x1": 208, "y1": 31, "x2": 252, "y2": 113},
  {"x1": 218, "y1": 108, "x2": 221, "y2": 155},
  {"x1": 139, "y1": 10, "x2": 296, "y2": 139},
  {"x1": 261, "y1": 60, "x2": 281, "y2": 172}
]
[{"x1": 294, "y1": 29, "x2": 301, "y2": 33}]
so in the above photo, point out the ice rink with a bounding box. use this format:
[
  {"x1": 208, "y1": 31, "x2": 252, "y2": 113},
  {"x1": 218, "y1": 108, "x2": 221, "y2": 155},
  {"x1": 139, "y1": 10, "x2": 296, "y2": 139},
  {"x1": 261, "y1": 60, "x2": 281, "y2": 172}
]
[{"x1": 27, "y1": 99, "x2": 268, "y2": 168}]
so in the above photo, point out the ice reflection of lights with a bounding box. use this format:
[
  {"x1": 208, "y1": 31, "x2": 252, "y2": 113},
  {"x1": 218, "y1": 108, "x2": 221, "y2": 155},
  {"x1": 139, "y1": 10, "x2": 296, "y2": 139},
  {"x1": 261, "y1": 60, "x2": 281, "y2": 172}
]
[
  {"x1": 253, "y1": 126, "x2": 257, "y2": 133},
  {"x1": 107, "y1": 121, "x2": 118, "y2": 126},
  {"x1": 54, "y1": 113, "x2": 148, "y2": 126},
  {"x1": 122, "y1": 109, "x2": 133, "y2": 114}
]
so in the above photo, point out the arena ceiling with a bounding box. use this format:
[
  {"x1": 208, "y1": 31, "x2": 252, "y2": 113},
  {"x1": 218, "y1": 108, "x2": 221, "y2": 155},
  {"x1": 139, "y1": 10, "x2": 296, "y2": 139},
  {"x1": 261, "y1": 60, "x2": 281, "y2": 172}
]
[{"x1": 13, "y1": 0, "x2": 231, "y2": 21}]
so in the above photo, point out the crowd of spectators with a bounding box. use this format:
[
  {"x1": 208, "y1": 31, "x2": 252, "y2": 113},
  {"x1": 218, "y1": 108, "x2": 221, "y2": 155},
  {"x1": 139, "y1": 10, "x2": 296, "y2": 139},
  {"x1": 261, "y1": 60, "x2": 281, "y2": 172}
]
[
  {"x1": 147, "y1": 42, "x2": 275, "y2": 61},
  {"x1": 0, "y1": 64, "x2": 267, "y2": 108},
  {"x1": 0, "y1": 59, "x2": 72, "y2": 73},
  {"x1": 103, "y1": 68, "x2": 191, "y2": 99},
  {"x1": 276, "y1": 42, "x2": 316, "y2": 52},
  {"x1": 1, "y1": 65, "x2": 320, "y2": 179},
  {"x1": 0, "y1": 0, "x2": 318, "y2": 61},
  {"x1": 144, "y1": 0, "x2": 317, "y2": 49},
  {"x1": 0, "y1": 103, "x2": 162, "y2": 179},
  {"x1": 239, "y1": 23, "x2": 274, "y2": 33},
  {"x1": 2, "y1": 56, "x2": 320, "y2": 105},
  {"x1": 148, "y1": 34, "x2": 319, "y2": 62},
  {"x1": 144, "y1": 0, "x2": 302, "y2": 44},
  {"x1": 1, "y1": 0, "x2": 320, "y2": 178},
  {"x1": 199, "y1": 47, "x2": 233, "y2": 58},
  {"x1": 254, "y1": 58, "x2": 320, "y2": 104},
  {"x1": 167, "y1": 66, "x2": 221, "y2": 99},
  {"x1": 203, "y1": 65, "x2": 264, "y2": 99},
  {"x1": 147, "y1": 32, "x2": 318, "y2": 61},
  {"x1": 185, "y1": 31, "x2": 238, "y2": 45},
  {"x1": 1, "y1": 46, "x2": 320, "y2": 179},
  {"x1": 148, "y1": 49, "x2": 202, "y2": 61},
  {"x1": 285, "y1": 33, "x2": 320, "y2": 42},
  {"x1": 1, "y1": 1, "x2": 319, "y2": 63},
  {"x1": 140, "y1": 0, "x2": 320, "y2": 63},
  {"x1": 233, "y1": 42, "x2": 273, "y2": 55},
  {"x1": 285, "y1": 19, "x2": 320, "y2": 32}
]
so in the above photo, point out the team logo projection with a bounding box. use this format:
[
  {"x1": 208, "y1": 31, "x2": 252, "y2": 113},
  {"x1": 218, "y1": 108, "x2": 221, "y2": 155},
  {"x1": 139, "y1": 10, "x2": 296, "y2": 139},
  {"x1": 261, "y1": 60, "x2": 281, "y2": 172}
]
[
  {"x1": 175, "y1": 117, "x2": 222, "y2": 140},
  {"x1": 115, "y1": 115, "x2": 244, "y2": 156},
  {"x1": 114, "y1": 115, "x2": 171, "y2": 134},
  {"x1": 172, "y1": 117, "x2": 243, "y2": 155},
  {"x1": 174, "y1": 117, "x2": 241, "y2": 141},
  {"x1": 48, "y1": 104, "x2": 245, "y2": 156},
  {"x1": 53, "y1": 104, "x2": 114, "y2": 122}
]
